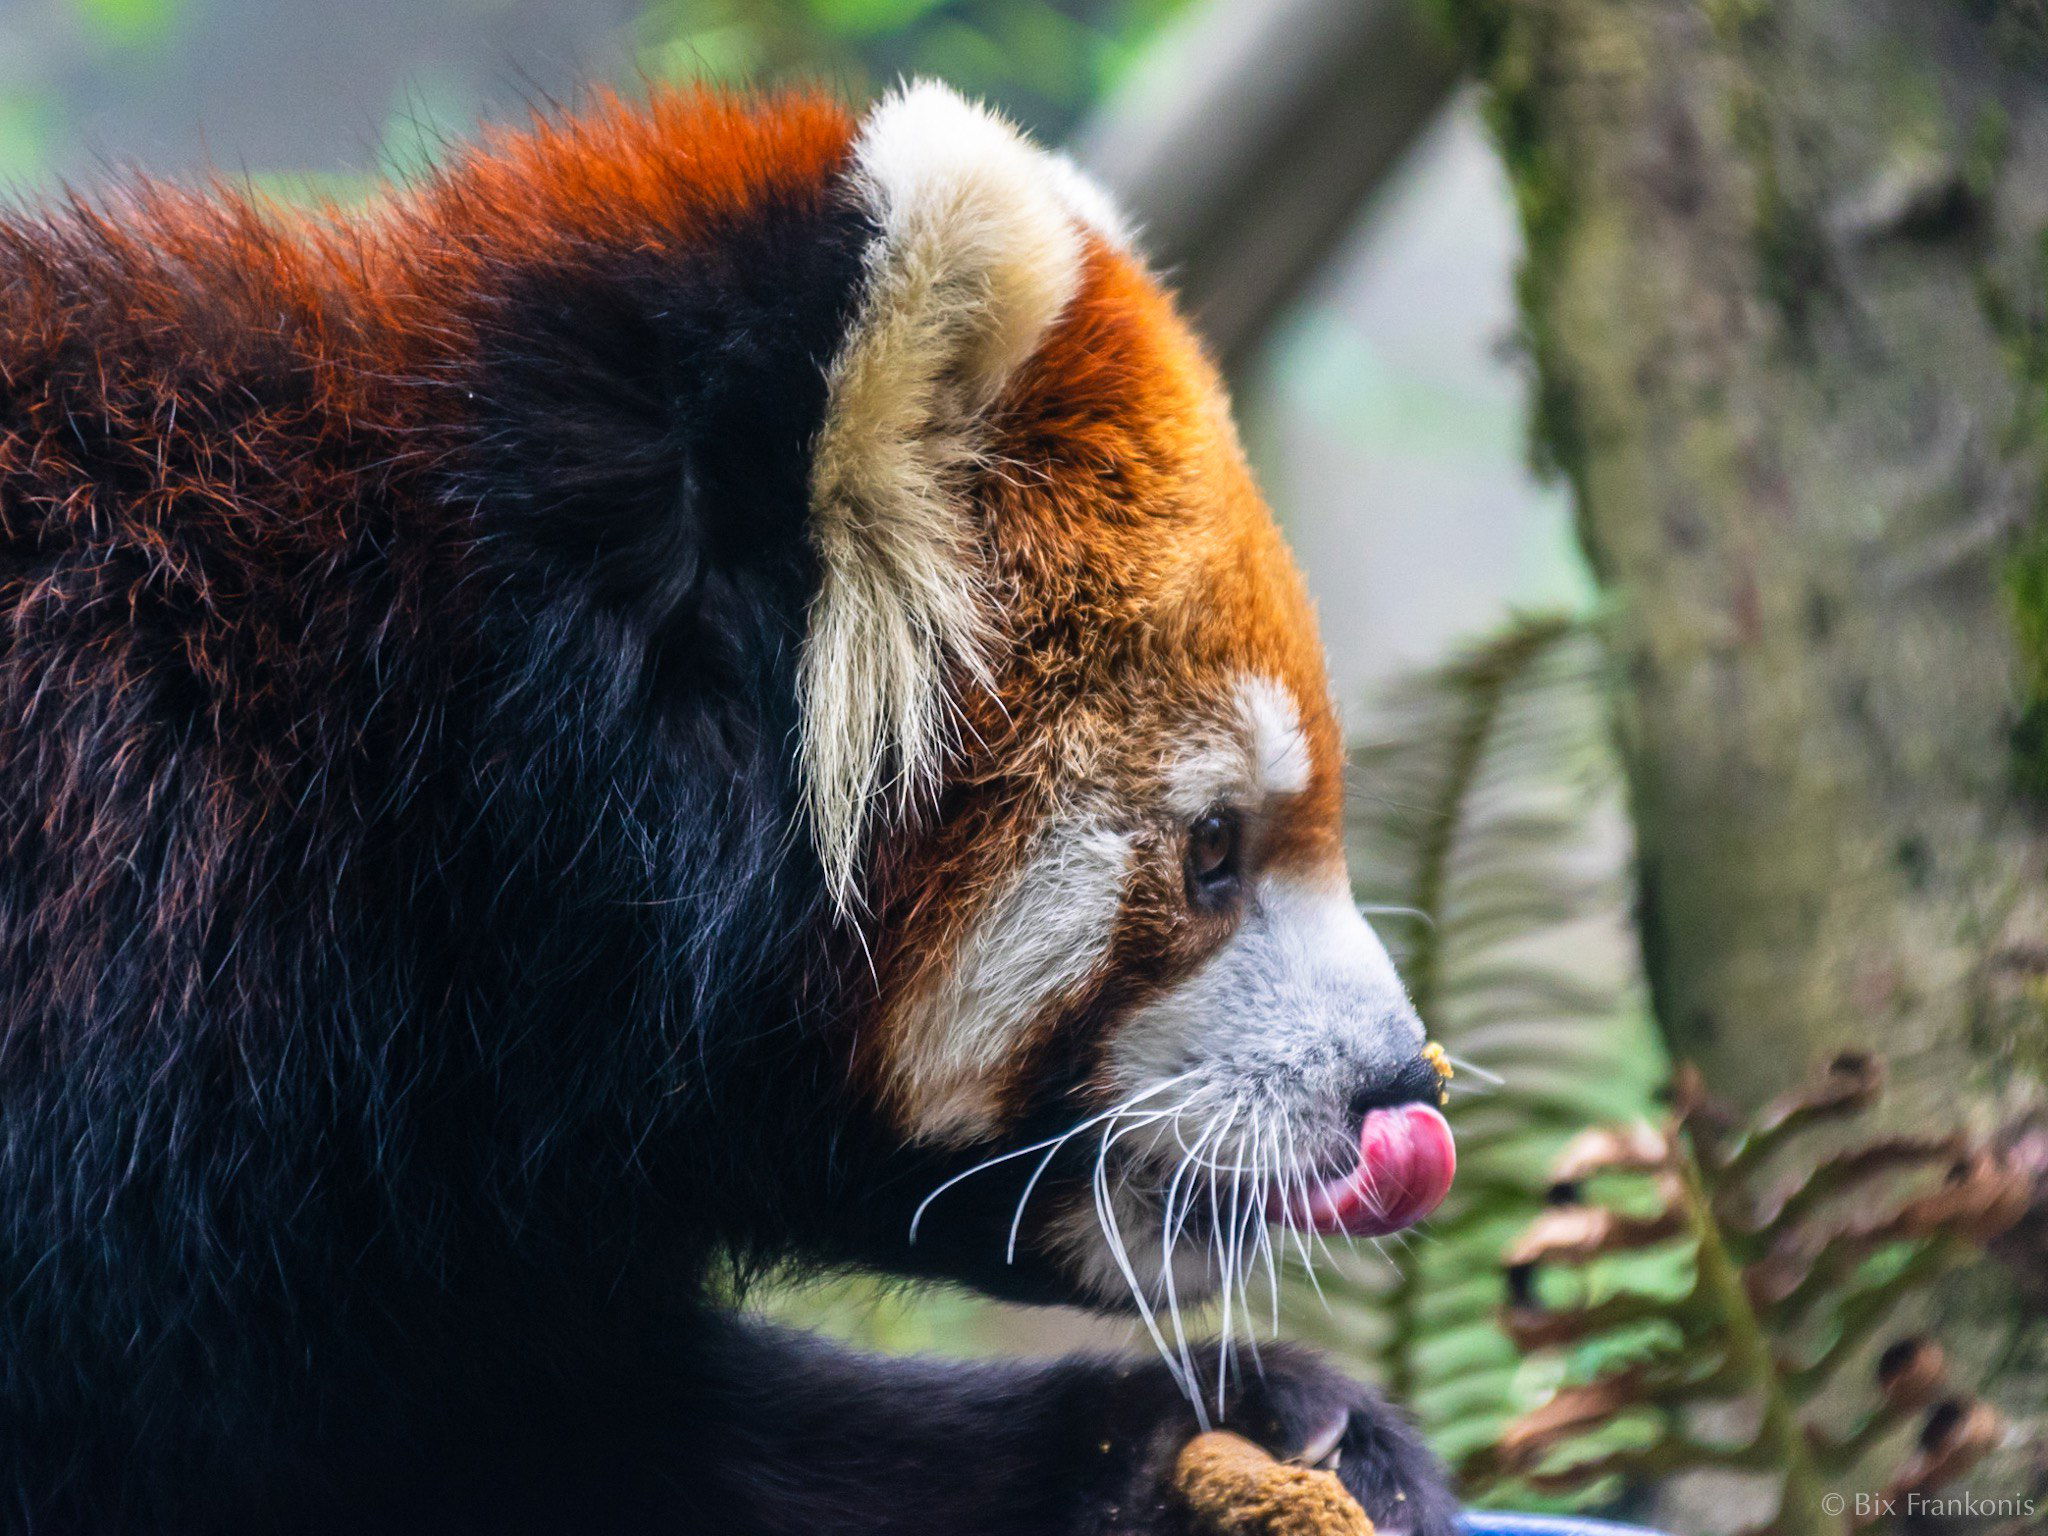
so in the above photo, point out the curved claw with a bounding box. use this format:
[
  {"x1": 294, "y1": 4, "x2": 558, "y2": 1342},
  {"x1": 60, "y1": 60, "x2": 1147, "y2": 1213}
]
[{"x1": 1290, "y1": 1408, "x2": 1350, "y2": 1471}]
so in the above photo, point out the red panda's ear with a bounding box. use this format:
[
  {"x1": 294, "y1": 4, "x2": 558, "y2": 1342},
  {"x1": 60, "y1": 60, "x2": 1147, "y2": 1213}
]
[
  {"x1": 802, "y1": 82, "x2": 1122, "y2": 911},
  {"x1": 450, "y1": 162, "x2": 871, "y2": 660}
]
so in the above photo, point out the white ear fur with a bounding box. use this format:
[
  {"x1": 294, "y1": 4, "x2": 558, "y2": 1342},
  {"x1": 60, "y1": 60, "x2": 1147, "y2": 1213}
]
[{"x1": 801, "y1": 82, "x2": 1098, "y2": 911}]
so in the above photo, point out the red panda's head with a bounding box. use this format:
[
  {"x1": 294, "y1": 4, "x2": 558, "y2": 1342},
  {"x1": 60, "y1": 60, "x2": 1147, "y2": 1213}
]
[
  {"x1": 348, "y1": 77, "x2": 1451, "y2": 1316},
  {"x1": 800, "y1": 85, "x2": 1454, "y2": 1309}
]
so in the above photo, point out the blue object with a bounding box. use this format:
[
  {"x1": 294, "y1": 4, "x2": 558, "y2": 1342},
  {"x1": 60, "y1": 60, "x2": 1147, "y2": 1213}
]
[{"x1": 1461, "y1": 1513, "x2": 1670, "y2": 1536}]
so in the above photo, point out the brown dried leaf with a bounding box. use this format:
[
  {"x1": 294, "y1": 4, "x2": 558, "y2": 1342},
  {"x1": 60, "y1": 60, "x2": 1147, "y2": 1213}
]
[
  {"x1": 1502, "y1": 1292, "x2": 1676, "y2": 1352},
  {"x1": 1549, "y1": 1122, "x2": 1672, "y2": 1185},
  {"x1": 1747, "y1": 1135, "x2": 1967, "y2": 1235},
  {"x1": 1988, "y1": 1118, "x2": 2048, "y2": 1309},
  {"x1": 1744, "y1": 1251, "x2": 1808, "y2": 1312},
  {"x1": 1750, "y1": 1150, "x2": 2030, "y2": 1310},
  {"x1": 1886, "y1": 1153, "x2": 2033, "y2": 1243},
  {"x1": 1503, "y1": 1188, "x2": 1688, "y2": 1269},
  {"x1": 1670, "y1": 1063, "x2": 1740, "y2": 1155},
  {"x1": 1874, "y1": 1338, "x2": 1948, "y2": 1412},
  {"x1": 1493, "y1": 1373, "x2": 1651, "y2": 1474},
  {"x1": 1753, "y1": 1052, "x2": 1885, "y2": 1140},
  {"x1": 1883, "y1": 1399, "x2": 2004, "y2": 1500}
]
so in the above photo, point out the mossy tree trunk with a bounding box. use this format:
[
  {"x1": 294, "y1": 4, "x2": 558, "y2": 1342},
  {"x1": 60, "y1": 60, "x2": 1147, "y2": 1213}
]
[{"x1": 1455, "y1": 0, "x2": 2048, "y2": 1518}]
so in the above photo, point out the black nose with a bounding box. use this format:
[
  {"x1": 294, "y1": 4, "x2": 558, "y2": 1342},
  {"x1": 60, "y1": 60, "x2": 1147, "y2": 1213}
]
[{"x1": 1347, "y1": 1054, "x2": 1445, "y2": 1123}]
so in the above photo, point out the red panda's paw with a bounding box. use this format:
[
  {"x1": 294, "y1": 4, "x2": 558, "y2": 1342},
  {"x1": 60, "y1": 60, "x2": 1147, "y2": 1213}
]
[
  {"x1": 1096, "y1": 1347, "x2": 1460, "y2": 1536},
  {"x1": 1218, "y1": 1352, "x2": 1459, "y2": 1536}
]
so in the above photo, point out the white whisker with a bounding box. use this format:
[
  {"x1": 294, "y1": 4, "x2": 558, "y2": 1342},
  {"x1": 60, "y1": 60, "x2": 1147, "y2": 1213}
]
[
  {"x1": 1255, "y1": 1111, "x2": 1280, "y2": 1337},
  {"x1": 1090, "y1": 1112, "x2": 1200, "y2": 1418},
  {"x1": 907, "y1": 1071, "x2": 1196, "y2": 1242},
  {"x1": 1444, "y1": 1052, "x2": 1502, "y2": 1086},
  {"x1": 1005, "y1": 1104, "x2": 1174, "y2": 1264},
  {"x1": 1158, "y1": 1116, "x2": 1213, "y2": 1405}
]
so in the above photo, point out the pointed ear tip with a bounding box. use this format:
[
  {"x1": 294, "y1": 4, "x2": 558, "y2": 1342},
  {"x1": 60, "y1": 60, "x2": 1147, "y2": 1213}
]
[
  {"x1": 867, "y1": 77, "x2": 1017, "y2": 138},
  {"x1": 852, "y1": 77, "x2": 1090, "y2": 376},
  {"x1": 855, "y1": 80, "x2": 1050, "y2": 200},
  {"x1": 856, "y1": 82, "x2": 1134, "y2": 257}
]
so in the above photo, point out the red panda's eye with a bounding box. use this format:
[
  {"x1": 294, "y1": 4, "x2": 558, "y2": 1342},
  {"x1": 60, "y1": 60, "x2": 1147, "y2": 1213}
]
[{"x1": 1185, "y1": 811, "x2": 1243, "y2": 906}]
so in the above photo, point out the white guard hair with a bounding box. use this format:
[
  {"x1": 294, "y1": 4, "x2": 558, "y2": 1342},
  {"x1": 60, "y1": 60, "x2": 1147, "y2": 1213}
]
[
  {"x1": 802, "y1": 82, "x2": 1117, "y2": 911},
  {"x1": 890, "y1": 819, "x2": 1132, "y2": 1143}
]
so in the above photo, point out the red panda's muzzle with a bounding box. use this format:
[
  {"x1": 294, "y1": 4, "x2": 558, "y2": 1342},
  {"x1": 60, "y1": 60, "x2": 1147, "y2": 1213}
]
[{"x1": 1269, "y1": 1102, "x2": 1456, "y2": 1238}]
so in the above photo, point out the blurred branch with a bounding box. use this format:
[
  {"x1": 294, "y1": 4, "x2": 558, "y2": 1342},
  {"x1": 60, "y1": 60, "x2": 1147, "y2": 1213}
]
[{"x1": 1071, "y1": 0, "x2": 1462, "y2": 374}]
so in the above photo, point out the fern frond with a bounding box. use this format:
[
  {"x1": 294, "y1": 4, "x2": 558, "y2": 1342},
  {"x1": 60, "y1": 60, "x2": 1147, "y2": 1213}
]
[{"x1": 1472, "y1": 1061, "x2": 2029, "y2": 1534}]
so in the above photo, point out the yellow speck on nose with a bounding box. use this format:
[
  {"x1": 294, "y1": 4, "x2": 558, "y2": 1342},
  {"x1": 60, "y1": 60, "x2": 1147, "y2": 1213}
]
[{"x1": 1423, "y1": 1042, "x2": 1453, "y2": 1106}]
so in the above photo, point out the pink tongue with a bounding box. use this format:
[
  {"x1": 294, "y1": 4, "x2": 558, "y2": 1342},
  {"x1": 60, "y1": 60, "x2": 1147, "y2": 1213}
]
[{"x1": 1272, "y1": 1103, "x2": 1456, "y2": 1238}]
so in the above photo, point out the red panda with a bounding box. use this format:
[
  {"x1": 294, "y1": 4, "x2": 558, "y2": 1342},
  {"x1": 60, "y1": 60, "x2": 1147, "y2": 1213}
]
[{"x1": 0, "y1": 81, "x2": 1458, "y2": 1536}]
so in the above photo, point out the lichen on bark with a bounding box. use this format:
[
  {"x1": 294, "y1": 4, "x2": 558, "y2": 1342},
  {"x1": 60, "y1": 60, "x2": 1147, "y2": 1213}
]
[{"x1": 1984, "y1": 225, "x2": 2048, "y2": 802}]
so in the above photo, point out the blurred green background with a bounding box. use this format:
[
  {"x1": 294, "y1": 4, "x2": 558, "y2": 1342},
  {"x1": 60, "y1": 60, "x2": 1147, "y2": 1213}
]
[{"x1": 1, "y1": 0, "x2": 1185, "y2": 187}]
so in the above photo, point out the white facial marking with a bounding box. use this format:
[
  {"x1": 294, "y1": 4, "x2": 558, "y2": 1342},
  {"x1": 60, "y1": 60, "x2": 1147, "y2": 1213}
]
[
  {"x1": 1164, "y1": 674, "x2": 1312, "y2": 820},
  {"x1": 891, "y1": 677, "x2": 1330, "y2": 1173},
  {"x1": 1237, "y1": 675, "x2": 1312, "y2": 799},
  {"x1": 888, "y1": 821, "x2": 1132, "y2": 1143},
  {"x1": 1068, "y1": 875, "x2": 1423, "y2": 1308},
  {"x1": 1109, "y1": 875, "x2": 1415, "y2": 1107}
]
